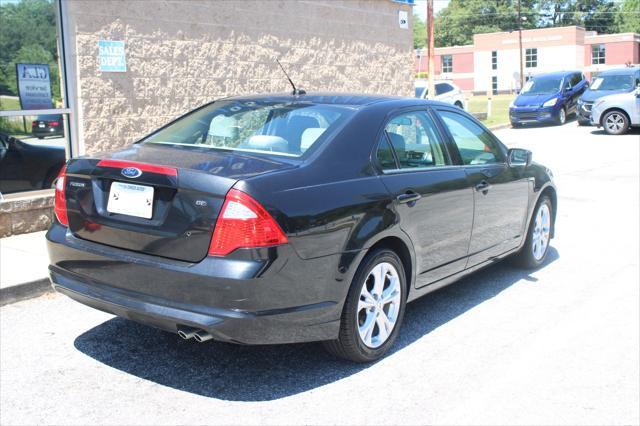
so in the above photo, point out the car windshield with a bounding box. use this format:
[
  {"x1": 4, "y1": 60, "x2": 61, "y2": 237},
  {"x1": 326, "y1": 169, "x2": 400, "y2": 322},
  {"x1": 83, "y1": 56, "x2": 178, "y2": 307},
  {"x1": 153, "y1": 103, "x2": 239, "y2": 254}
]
[
  {"x1": 589, "y1": 75, "x2": 635, "y2": 91},
  {"x1": 415, "y1": 87, "x2": 425, "y2": 98},
  {"x1": 520, "y1": 77, "x2": 563, "y2": 95},
  {"x1": 143, "y1": 100, "x2": 355, "y2": 157}
]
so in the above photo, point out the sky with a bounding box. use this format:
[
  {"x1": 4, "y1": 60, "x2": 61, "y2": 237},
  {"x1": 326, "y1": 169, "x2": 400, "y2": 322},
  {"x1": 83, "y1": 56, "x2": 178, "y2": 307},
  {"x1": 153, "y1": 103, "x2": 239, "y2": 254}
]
[{"x1": 413, "y1": 0, "x2": 451, "y2": 22}]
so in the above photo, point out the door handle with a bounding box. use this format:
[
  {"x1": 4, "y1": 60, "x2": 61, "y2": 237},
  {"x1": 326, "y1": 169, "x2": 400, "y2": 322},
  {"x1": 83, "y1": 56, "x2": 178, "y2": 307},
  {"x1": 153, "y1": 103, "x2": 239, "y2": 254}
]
[
  {"x1": 396, "y1": 192, "x2": 422, "y2": 204},
  {"x1": 475, "y1": 180, "x2": 492, "y2": 194}
]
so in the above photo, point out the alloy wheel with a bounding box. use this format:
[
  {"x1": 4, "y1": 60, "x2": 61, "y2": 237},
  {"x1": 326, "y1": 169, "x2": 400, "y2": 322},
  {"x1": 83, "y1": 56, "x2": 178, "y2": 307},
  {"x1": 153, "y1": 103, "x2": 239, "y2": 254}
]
[
  {"x1": 357, "y1": 262, "x2": 401, "y2": 348},
  {"x1": 532, "y1": 203, "x2": 551, "y2": 261},
  {"x1": 558, "y1": 108, "x2": 566, "y2": 124},
  {"x1": 605, "y1": 113, "x2": 625, "y2": 134}
]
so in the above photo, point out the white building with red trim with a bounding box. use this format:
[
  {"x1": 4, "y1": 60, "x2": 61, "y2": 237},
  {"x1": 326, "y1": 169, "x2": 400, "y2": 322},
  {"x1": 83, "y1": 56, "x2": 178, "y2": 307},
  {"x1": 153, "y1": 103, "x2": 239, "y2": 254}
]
[{"x1": 416, "y1": 26, "x2": 640, "y2": 94}]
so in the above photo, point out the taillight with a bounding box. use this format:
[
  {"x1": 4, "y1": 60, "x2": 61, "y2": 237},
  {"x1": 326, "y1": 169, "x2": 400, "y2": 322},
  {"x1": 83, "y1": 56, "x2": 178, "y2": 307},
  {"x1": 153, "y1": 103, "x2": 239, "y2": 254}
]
[
  {"x1": 53, "y1": 165, "x2": 68, "y2": 226},
  {"x1": 208, "y1": 189, "x2": 288, "y2": 256},
  {"x1": 32, "y1": 121, "x2": 37, "y2": 127},
  {"x1": 49, "y1": 121, "x2": 60, "y2": 126}
]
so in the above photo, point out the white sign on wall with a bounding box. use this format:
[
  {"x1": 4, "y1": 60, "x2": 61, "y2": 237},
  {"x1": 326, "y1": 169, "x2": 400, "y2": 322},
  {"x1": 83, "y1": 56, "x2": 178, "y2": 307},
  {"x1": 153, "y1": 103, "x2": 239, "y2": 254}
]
[
  {"x1": 16, "y1": 63, "x2": 53, "y2": 110},
  {"x1": 398, "y1": 10, "x2": 408, "y2": 29},
  {"x1": 98, "y1": 40, "x2": 127, "y2": 72}
]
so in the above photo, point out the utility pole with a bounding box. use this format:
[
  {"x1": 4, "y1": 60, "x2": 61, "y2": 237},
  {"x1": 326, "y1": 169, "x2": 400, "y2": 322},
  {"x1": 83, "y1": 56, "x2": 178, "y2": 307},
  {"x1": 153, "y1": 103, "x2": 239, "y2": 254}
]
[
  {"x1": 427, "y1": 0, "x2": 435, "y2": 99},
  {"x1": 517, "y1": 0, "x2": 524, "y2": 91}
]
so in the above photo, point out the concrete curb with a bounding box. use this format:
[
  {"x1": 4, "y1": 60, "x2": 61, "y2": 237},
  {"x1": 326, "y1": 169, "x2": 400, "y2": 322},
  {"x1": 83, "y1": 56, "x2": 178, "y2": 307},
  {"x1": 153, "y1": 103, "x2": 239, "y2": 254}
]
[
  {"x1": 0, "y1": 278, "x2": 53, "y2": 307},
  {"x1": 488, "y1": 123, "x2": 512, "y2": 131}
]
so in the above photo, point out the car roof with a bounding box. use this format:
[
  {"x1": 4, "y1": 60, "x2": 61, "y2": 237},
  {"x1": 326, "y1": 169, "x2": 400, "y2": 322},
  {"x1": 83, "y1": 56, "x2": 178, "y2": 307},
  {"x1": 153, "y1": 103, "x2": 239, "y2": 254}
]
[
  {"x1": 222, "y1": 92, "x2": 439, "y2": 109},
  {"x1": 597, "y1": 66, "x2": 639, "y2": 76},
  {"x1": 531, "y1": 70, "x2": 581, "y2": 80}
]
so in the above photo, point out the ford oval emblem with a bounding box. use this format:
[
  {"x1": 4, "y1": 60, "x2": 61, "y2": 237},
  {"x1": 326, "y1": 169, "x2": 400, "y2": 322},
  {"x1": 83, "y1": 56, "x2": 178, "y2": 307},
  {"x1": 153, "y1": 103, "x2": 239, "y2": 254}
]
[{"x1": 121, "y1": 167, "x2": 142, "y2": 178}]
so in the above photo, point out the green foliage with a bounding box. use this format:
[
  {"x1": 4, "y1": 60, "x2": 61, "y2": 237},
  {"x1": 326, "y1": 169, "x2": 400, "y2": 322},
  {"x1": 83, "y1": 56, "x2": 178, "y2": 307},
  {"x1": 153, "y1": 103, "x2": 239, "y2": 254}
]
[
  {"x1": 428, "y1": 0, "x2": 632, "y2": 48},
  {"x1": 413, "y1": 12, "x2": 427, "y2": 49},
  {"x1": 415, "y1": 71, "x2": 429, "y2": 79},
  {"x1": 0, "y1": 0, "x2": 60, "y2": 103},
  {"x1": 616, "y1": 0, "x2": 640, "y2": 33},
  {"x1": 434, "y1": 0, "x2": 539, "y2": 47}
]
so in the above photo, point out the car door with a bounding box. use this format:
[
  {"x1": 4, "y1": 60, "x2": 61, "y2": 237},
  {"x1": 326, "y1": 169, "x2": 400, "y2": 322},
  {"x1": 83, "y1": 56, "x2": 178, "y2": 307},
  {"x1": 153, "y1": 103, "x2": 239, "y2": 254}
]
[
  {"x1": 375, "y1": 108, "x2": 474, "y2": 286},
  {"x1": 434, "y1": 108, "x2": 530, "y2": 267},
  {"x1": 0, "y1": 134, "x2": 29, "y2": 194},
  {"x1": 435, "y1": 83, "x2": 454, "y2": 104}
]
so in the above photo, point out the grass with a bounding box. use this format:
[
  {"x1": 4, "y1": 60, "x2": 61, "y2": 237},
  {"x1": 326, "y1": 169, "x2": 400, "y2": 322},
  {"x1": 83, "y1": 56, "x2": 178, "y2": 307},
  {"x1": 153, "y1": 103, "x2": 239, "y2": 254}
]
[
  {"x1": 0, "y1": 95, "x2": 21, "y2": 111},
  {"x1": 467, "y1": 94, "x2": 515, "y2": 128}
]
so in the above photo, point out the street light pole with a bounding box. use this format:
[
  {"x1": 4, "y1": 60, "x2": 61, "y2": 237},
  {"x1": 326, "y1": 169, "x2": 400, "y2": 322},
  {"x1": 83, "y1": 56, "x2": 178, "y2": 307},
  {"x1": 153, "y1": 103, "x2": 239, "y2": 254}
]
[
  {"x1": 517, "y1": 0, "x2": 524, "y2": 91},
  {"x1": 427, "y1": 0, "x2": 435, "y2": 99}
]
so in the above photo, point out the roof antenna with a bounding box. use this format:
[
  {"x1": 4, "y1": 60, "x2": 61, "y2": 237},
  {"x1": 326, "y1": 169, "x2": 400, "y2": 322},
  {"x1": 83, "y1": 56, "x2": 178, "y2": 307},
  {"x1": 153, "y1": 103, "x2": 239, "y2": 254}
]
[{"x1": 276, "y1": 59, "x2": 306, "y2": 96}]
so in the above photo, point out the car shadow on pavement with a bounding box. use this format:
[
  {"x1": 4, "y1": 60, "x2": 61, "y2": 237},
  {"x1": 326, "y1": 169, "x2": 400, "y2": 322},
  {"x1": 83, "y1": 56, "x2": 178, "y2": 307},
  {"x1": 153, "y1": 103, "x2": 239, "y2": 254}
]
[{"x1": 74, "y1": 248, "x2": 559, "y2": 402}]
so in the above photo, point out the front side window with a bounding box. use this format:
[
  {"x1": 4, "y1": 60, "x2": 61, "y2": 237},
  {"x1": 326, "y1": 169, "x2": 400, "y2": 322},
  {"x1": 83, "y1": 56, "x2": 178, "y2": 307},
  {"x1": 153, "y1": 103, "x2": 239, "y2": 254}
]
[
  {"x1": 442, "y1": 55, "x2": 453, "y2": 73},
  {"x1": 143, "y1": 101, "x2": 354, "y2": 157},
  {"x1": 378, "y1": 111, "x2": 446, "y2": 170},
  {"x1": 438, "y1": 110, "x2": 503, "y2": 165},
  {"x1": 525, "y1": 48, "x2": 537, "y2": 68},
  {"x1": 592, "y1": 44, "x2": 605, "y2": 65}
]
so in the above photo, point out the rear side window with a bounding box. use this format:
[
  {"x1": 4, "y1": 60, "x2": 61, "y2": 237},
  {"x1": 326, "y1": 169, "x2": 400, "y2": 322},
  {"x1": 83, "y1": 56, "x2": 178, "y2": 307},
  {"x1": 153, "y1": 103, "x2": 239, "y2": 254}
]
[
  {"x1": 438, "y1": 110, "x2": 503, "y2": 165},
  {"x1": 377, "y1": 111, "x2": 446, "y2": 170},
  {"x1": 143, "y1": 101, "x2": 354, "y2": 157},
  {"x1": 435, "y1": 83, "x2": 453, "y2": 95}
]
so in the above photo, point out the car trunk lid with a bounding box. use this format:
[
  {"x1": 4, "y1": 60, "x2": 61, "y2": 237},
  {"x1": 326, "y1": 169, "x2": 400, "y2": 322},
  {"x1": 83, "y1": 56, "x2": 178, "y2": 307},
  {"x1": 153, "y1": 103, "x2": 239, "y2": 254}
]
[{"x1": 64, "y1": 143, "x2": 294, "y2": 262}]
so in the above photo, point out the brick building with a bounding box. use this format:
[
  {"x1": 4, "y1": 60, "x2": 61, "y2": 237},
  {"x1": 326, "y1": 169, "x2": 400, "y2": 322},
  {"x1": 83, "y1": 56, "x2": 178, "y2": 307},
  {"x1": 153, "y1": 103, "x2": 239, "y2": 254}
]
[{"x1": 415, "y1": 26, "x2": 640, "y2": 94}]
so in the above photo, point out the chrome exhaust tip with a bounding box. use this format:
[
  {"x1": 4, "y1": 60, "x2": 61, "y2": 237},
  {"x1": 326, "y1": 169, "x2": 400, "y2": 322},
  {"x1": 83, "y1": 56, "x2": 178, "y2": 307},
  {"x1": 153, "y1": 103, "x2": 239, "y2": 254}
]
[
  {"x1": 193, "y1": 330, "x2": 213, "y2": 343},
  {"x1": 177, "y1": 326, "x2": 198, "y2": 340}
]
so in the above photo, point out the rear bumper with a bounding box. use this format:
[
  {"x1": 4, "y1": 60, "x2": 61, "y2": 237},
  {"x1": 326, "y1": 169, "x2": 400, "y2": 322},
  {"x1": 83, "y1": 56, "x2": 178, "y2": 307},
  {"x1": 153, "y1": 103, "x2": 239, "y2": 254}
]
[{"x1": 46, "y1": 223, "x2": 347, "y2": 344}]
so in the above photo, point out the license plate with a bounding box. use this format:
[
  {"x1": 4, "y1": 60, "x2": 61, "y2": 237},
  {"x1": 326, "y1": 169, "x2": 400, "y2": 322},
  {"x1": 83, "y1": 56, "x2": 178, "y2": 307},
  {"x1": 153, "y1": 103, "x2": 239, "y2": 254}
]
[
  {"x1": 38, "y1": 123, "x2": 45, "y2": 128},
  {"x1": 107, "y1": 182, "x2": 154, "y2": 219}
]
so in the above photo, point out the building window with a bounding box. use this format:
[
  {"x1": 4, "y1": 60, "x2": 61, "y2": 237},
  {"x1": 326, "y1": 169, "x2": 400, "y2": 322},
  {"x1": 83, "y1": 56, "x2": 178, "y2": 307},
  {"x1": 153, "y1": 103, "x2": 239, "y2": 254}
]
[
  {"x1": 492, "y1": 76, "x2": 498, "y2": 95},
  {"x1": 592, "y1": 44, "x2": 605, "y2": 65},
  {"x1": 442, "y1": 55, "x2": 452, "y2": 73},
  {"x1": 491, "y1": 51, "x2": 497, "y2": 70},
  {"x1": 525, "y1": 48, "x2": 537, "y2": 68}
]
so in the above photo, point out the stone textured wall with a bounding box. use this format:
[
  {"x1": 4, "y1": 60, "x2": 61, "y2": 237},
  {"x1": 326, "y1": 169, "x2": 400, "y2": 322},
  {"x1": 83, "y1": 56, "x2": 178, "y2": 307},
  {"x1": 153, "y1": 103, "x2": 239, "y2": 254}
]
[
  {"x1": 0, "y1": 195, "x2": 53, "y2": 238},
  {"x1": 66, "y1": 0, "x2": 414, "y2": 155}
]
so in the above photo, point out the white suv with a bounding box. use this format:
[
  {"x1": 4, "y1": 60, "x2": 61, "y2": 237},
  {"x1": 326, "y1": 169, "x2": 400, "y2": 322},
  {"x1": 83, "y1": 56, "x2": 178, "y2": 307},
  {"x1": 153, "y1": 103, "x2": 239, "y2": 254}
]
[{"x1": 415, "y1": 80, "x2": 466, "y2": 109}]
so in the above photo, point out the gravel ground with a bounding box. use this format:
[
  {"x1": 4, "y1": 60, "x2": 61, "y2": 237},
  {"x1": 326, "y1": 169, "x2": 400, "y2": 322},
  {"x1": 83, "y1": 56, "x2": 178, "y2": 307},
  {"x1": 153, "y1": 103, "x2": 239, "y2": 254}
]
[{"x1": 1, "y1": 121, "x2": 638, "y2": 425}]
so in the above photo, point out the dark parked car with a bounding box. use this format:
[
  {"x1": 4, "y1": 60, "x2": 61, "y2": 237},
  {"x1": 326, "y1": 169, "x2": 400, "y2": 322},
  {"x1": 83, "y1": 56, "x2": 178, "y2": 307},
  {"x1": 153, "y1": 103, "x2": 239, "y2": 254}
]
[
  {"x1": 577, "y1": 66, "x2": 640, "y2": 125},
  {"x1": 32, "y1": 114, "x2": 64, "y2": 139},
  {"x1": 510, "y1": 70, "x2": 588, "y2": 127},
  {"x1": 47, "y1": 93, "x2": 557, "y2": 362},
  {"x1": 0, "y1": 132, "x2": 66, "y2": 195}
]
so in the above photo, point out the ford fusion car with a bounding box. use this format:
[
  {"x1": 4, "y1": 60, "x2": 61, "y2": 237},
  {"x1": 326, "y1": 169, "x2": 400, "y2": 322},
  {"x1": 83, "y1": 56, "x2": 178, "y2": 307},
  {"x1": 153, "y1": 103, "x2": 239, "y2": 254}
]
[
  {"x1": 47, "y1": 93, "x2": 557, "y2": 362},
  {"x1": 510, "y1": 71, "x2": 587, "y2": 127},
  {"x1": 577, "y1": 67, "x2": 640, "y2": 125}
]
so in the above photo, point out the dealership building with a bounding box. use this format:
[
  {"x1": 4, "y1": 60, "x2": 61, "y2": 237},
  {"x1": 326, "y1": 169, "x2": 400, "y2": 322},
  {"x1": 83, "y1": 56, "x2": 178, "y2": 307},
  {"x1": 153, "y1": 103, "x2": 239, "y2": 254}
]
[
  {"x1": 0, "y1": 0, "x2": 414, "y2": 237},
  {"x1": 416, "y1": 25, "x2": 640, "y2": 94}
]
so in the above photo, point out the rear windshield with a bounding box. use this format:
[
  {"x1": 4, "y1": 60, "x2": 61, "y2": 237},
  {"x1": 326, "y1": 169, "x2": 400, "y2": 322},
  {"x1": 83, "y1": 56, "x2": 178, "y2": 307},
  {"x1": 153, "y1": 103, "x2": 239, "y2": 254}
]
[
  {"x1": 143, "y1": 100, "x2": 355, "y2": 157},
  {"x1": 521, "y1": 77, "x2": 563, "y2": 95},
  {"x1": 590, "y1": 75, "x2": 635, "y2": 91},
  {"x1": 36, "y1": 114, "x2": 62, "y2": 120}
]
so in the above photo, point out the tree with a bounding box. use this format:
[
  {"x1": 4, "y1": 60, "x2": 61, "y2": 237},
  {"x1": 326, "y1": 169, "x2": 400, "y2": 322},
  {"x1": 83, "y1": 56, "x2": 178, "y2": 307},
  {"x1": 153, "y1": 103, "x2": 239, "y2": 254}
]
[
  {"x1": 615, "y1": 0, "x2": 640, "y2": 33},
  {"x1": 413, "y1": 12, "x2": 427, "y2": 49},
  {"x1": 538, "y1": 0, "x2": 620, "y2": 33},
  {"x1": 434, "y1": 0, "x2": 539, "y2": 47}
]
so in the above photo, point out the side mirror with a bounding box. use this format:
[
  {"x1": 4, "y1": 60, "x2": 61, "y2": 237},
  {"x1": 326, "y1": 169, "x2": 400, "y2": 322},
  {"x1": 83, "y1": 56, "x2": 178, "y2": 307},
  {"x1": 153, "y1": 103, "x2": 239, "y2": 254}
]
[{"x1": 508, "y1": 148, "x2": 532, "y2": 167}]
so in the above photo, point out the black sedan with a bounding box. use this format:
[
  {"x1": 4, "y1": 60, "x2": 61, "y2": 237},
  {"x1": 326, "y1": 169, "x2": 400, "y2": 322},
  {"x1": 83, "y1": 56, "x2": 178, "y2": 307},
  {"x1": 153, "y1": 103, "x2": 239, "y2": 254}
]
[
  {"x1": 32, "y1": 114, "x2": 64, "y2": 139},
  {"x1": 0, "y1": 132, "x2": 66, "y2": 195},
  {"x1": 47, "y1": 93, "x2": 556, "y2": 362}
]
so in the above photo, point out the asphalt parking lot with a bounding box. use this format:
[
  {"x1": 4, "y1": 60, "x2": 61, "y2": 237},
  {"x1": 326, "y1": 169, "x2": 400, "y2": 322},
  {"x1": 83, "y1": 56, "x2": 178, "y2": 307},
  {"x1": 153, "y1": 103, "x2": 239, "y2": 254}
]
[{"x1": 1, "y1": 122, "x2": 638, "y2": 425}]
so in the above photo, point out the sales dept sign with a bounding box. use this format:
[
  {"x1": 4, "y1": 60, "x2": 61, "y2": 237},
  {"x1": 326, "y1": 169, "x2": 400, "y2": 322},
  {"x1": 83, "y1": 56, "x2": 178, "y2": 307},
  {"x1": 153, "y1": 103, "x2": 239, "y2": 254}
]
[
  {"x1": 16, "y1": 63, "x2": 53, "y2": 110},
  {"x1": 98, "y1": 40, "x2": 127, "y2": 72}
]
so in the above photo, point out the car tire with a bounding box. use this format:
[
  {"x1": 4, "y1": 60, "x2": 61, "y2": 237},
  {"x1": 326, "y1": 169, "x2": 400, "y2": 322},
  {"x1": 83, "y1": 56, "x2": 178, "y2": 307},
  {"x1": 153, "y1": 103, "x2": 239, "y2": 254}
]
[
  {"x1": 577, "y1": 120, "x2": 590, "y2": 126},
  {"x1": 602, "y1": 110, "x2": 630, "y2": 135},
  {"x1": 323, "y1": 248, "x2": 407, "y2": 362},
  {"x1": 511, "y1": 122, "x2": 521, "y2": 128},
  {"x1": 514, "y1": 195, "x2": 553, "y2": 269},
  {"x1": 556, "y1": 107, "x2": 567, "y2": 125},
  {"x1": 37, "y1": 136, "x2": 44, "y2": 140}
]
